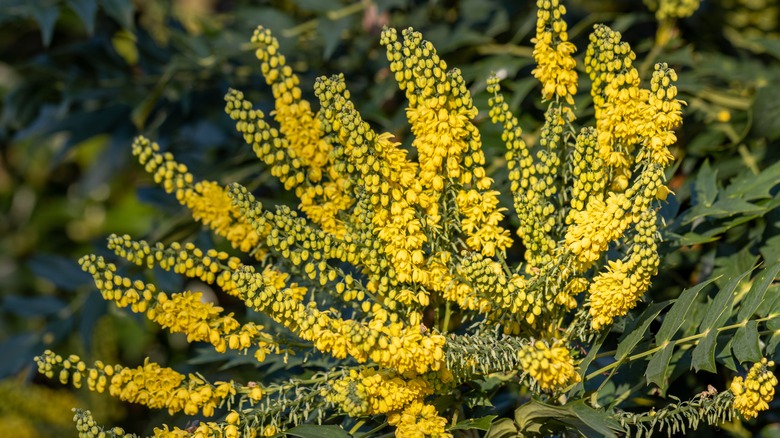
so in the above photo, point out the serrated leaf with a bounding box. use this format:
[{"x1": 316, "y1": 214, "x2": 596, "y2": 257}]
[
  {"x1": 449, "y1": 415, "x2": 497, "y2": 431},
  {"x1": 733, "y1": 320, "x2": 762, "y2": 364},
  {"x1": 737, "y1": 264, "x2": 780, "y2": 321},
  {"x1": 645, "y1": 344, "x2": 674, "y2": 388},
  {"x1": 724, "y1": 161, "x2": 780, "y2": 200},
  {"x1": 485, "y1": 418, "x2": 519, "y2": 438},
  {"x1": 616, "y1": 302, "x2": 671, "y2": 361},
  {"x1": 656, "y1": 277, "x2": 717, "y2": 344},
  {"x1": 693, "y1": 160, "x2": 718, "y2": 208},
  {"x1": 285, "y1": 424, "x2": 349, "y2": 438},
  {"x1": 760, "y1": 235, "x2": 780, "y2": 265},
  {"x1": 699, "y1": 269, "x2": 753, "y2": 332},
  {"x1": 514, "y1": 399, "x2": 620, "y2": 438},
  {"x1": 66, "y1": 0, "x2": 97, "y2": 33},
  {"x1": 692, "y1": 329, "x2": 718, "y2": 372}
]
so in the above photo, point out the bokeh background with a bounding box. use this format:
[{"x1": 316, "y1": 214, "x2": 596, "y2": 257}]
[{"x1": 1, "y1": 0, "x2": 779, "y2": 436}]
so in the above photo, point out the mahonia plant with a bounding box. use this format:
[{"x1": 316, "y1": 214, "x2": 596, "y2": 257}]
[{"x1": 35, "y1": 1, "x2": 780, "y2": 437}]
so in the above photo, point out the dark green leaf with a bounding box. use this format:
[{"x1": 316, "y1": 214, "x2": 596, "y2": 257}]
[
  {"x1": 752, "y1": 85, "x2": 780, "y2": 140},
  {"x1": 686, "y1": 198, "x2": 765, "y2": 224},
  {"x1": 514, "y1": 399, "x2": 620, "y2": 438},
  {"x1": 716, "y1": 336, "x2": 738, "y2": 371},
  {"x1": 616, "y1": 302, "x2": 671, "y2": 361},
  {"x1": 27, "y1": 254, "x2": 92, "y2": 291},
  {"x1": 285, "y1": 425, "x2": 349, "y2": 438},
  {"x1": 99, "y1": 0, "x2": 134, "y2": 29},
  {"x1": 693, "y1": 160, "x2": 718, "y2": 208},
  {"x1": 66, "y1": 0, "x2": 98, "y2": 33},
  {"x1": 737, "y1": 264, "x2": 780, "y2": 321},
  {"x1": 30, "y1": 2, "x2": 60, "y2": 46},
  {"x1": 0, "y1": 334, "x2": 40, "y2": 378},
  {"x1": 760, "y1": 236, "x2": 780, "y2": 265},
  {"x1": 485, "y1": 418, "x2": 519, "y2": 438},
  {"x1": 655, "y1": 277, "x2": 717, "y2": 344},
  {"x1": 699, "y1": 269, "x2": 752, "y2": 332},
  {"x1": 449, "y1": 415, "x2": 497, "y2": 431},
  {"x1": 293, "y1": 0, "x2": 342, "y2": 13},
  {"x1": 79, "y1": 291, "x2": 107, "y2": 352},
  {"x1": 2, "y1": 295, "x2": 66, "y2": 317},
  {"x1": 645, "y1": 344, "x2": 674, "y2": 389},
  {"x1": 692, "y1": 329, "x2": 718, "y2": 373},
  {"x1": 733, "y1": 320, "x2": 762, "y2": 364},
  {"x1": 766, "y1": 331, "x2": 780, "y2": 357},
  {"x1": 723, "y1": 161, "x2": 780, "y2": 200},
  {"x1": 317, "y1": 16, "x2": 352, "y2": 59}
]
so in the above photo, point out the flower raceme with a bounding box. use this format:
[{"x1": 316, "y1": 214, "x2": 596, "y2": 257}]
[{"x1": 36, "y1": 1, "x2": 763, "y2": 436}]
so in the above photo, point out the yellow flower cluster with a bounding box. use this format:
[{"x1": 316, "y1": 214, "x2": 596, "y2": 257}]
[
  {"x1": 518, "y1": 340, "x2": 581, "y2": 392},
  {"x1": 132, "y1": 137, "x2": 264, "y2": 256},
  {"x1": 34, "y1": 351, "x2": 237, "y2": 417},
  {"x1": 532, "y1": 0, "x2": 578, "y2": 105},
  {"x1": 731, "y1": 358, "x2": 778, "y2": 419},
  {"x1": 588, "y1": 210, "x2": 660, "y2": 329},
  {"x1": 644, "y1": 0, "x2": 701, "y2": 20},
  {"x1": 79, "y1": 255, "x2": 275, "y2": 359},
  {"x1": 381, "y1": 27, "x2": 512, "y2": 258},
  {"x1": 326, "y1": 368, "x2": 433, "y2": 417},
  {"x1": 387, "y1": 401, "x2": 451, "y2": 438},
  {"x1": 37, "y1": 2, "x2": 691, "y2": 434}
]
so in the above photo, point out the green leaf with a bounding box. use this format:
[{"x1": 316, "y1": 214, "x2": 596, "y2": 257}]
[
  {"x1": 737, "y1": 264, "x2": 780, "y2": 321},
  {"x1": 514, "y1": 399, "x2": 621, "y2": 438},
  {"x1": 449, "y1": 415, "x2": 497, "y2": 431},
  {"x1": 485, "y1": 418, "x2": 519, "y2": 438},
  {"x1": 30, "y1": 2, "x2": 60, "y2": 46},
  {"x1": 66, "y1": 0, "x2": 97, "y2": 33},
  {"x1": 693, "y1": 160, "x2": 718, "y2": 208},
  {"x1": 645, "y1": 344, "x2": 674, "y2": 389},
  {"x1": 723, "y1": 160, "x2": 780, "y2": 200},
  {"x1": 733, "y1": 320, "x2": 762, "y2": 364},
  {"x1": 616, "y1": 301, "x2": 671, "y2": 361},
  {"x1": 760, "y1": 236, "x2": 780, "y2": 265},
  {"x1": 716, "y1": 336, "x2": 738, "y2": 372},
  {"x1": 285, "y1": 425, "x2": 349, "y2": 438},
  {"x1": 766, "y1": 331, "x2": 780, "y2": 357},
  {"x1": 99, "y1": 0, "x2": 134, "y2": 29},
  {"x1": 752, "y1": 85, "x2": 780, "y2": 141},
  {"x1": 692, "y1": 329, "x2": 719, "y2": 372},
  {"x1": 655, "y1": 277, "x2": 717, "y2": 344},
  {"x1": 699, "y1": 269, "x2": 753, "y2": 332}
]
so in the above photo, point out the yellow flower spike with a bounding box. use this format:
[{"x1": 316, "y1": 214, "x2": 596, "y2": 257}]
[
  {"x1": 532, "y1": 0, "x2": 578, "y2": 105},
  {"x1": 731, "y1": 358, "x2": 778, "y2": 419},
  {"x1": 79, "y1": 255, "x2": 276, "y2": 360},
  {"x1": 132, "y1": 137, "x2": 265, "y2": 258},
  {"x1": 387, "y1": 400, "x2": 451, "y2": 438}
]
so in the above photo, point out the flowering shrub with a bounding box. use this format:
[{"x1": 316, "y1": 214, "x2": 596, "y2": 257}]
[{"x1": 34, "y1": 0, "x2": 779, "y2": 437}]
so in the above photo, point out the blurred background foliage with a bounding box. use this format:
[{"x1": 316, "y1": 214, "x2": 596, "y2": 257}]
[{"x1": 0, "y1": 0, "x2": 779, "y2": 436}]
